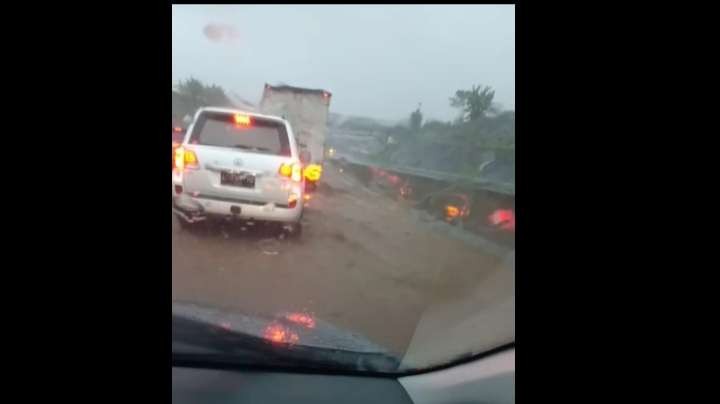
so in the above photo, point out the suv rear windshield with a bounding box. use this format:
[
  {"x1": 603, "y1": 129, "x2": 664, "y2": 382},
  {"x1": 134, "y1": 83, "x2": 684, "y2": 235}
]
[{"x1": 189, "y1": 112, "x2": 291, "y2": 156}]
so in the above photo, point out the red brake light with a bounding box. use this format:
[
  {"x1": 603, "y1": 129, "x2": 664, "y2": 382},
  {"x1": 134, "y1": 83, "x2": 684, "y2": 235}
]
[
  {"x1": 234, "y1": 114, "x2": 251, "y2": 125},
  {"x1": 279, "y1": 162, "x2": 302, "y2": 182},
  {"x1": 288, "y1": 193, "x2": 299, "y2": 208},
  {"x1": 175, "y1": 147, "x2": 199, "y2": 170},
  {"x1": 445, "y1": 205, "x2": 461, "y2": 218},
  {"x1": 174, "y1": 148, "x2": 183, "y2": 170},
  {"x1": 303, "y1": 164, "x2": 322, "y2": 182},
  {"x1": 489, "y1": 209, "x2": 515, "y2": 231},
  {"x1": 279, "y1": 163, "x2": 292, "y2": 177}
]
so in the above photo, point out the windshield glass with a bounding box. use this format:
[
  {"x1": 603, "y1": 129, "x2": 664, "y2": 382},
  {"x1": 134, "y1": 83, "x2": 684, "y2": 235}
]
[
  {"x1": 189, "y1": 112, "x2": 291, "y2": 156},
  {"x1": 172, "y1": 4, "x2": 515, "y2": 375}
]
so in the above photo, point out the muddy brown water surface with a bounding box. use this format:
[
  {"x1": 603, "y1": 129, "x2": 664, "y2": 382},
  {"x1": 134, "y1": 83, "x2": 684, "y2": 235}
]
[{"x1": 172, "y1": 163, "x2": 512, "y2": 356}]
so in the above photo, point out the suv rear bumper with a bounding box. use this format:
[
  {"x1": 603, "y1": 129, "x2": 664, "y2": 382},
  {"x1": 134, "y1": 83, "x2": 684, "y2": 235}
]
[{"x1": 173, "y1": 193, "x2": 302, "y2": 223}]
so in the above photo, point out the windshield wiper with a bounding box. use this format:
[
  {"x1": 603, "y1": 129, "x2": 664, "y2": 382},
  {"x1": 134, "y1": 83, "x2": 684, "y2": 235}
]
[{"x1": 172, "y1": 313, "x2": 401, "y2": 373}]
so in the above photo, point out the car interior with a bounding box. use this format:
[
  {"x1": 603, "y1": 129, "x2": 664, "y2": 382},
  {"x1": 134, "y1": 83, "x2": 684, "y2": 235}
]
[
  {"x1": 172, "y1": 346, "x2": 514, "y2": 404},
  {"x1": 172, "y1": 5, "x2": 515, "y2": 403}
]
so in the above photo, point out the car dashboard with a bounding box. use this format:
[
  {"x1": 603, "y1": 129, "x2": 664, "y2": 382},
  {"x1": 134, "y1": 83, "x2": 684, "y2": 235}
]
[
  {"x1": 172, "y1": 348, "x2": 514, "y2": 404},
  {"x1": 173, "y1": 367, "x2": 413, "y2": 404}
]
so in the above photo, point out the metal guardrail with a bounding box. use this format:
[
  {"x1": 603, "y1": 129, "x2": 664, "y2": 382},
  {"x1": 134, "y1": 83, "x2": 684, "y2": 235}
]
[{"x1": 329, "y1": 152, "x2": 515, "y2": 196}]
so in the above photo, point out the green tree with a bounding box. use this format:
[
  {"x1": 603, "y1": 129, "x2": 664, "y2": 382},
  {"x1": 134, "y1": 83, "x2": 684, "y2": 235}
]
[
  {"x1": 205, "y1": 84, "x2": 233, "y2": 107},
  {"x1": 422, "y1": 120, "x2": 451, "y2": 133},
  {"x1": 409, "y1": 103, "x2": 423, "y2": 132},
  {"x1": 449, "y1": 84, "x2": 497, "y2": 122},
  {"x1": 176, "y1": 77, "x2": 206, "y2": 113},
  {"x1": 340, "y1": 116, "x2": 385, "y2": 132},
  {"x1": 173, "y1": 78, "x2": 234, "y2": 121}
]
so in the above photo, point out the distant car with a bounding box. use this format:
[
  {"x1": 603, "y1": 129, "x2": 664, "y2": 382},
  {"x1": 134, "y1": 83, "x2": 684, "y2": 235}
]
[{"x1": 172, "y1": 107, "x2": 304, "y2": 236}]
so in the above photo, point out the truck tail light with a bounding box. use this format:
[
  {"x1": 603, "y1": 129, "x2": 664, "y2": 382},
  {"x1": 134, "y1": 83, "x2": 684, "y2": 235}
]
[
  {"x1": 175, "y1": 147, "x2": 199, "y2": 171},
  {"x1": 303, "y1": 164, "x2": 322, "y2": 182},
  {"x1": 279, "y1": 162, "x2": 302, "y2": 182}
]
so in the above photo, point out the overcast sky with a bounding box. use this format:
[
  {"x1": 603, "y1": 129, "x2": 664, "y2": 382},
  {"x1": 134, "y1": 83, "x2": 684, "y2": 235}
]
[{"x1": 172, "y1": 5, "x2": 514, "y2": 122}]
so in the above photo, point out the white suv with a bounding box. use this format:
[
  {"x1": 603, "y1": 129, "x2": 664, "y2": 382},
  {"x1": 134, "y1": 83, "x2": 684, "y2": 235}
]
[{"x1": 172, "y1": 107, "x2": 305, "y2": 236}]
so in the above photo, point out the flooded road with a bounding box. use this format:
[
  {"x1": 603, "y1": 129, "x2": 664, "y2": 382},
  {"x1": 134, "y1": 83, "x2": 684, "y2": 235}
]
[{"x1": 172, "y1": 162, "x2": 513, "y2": 356}]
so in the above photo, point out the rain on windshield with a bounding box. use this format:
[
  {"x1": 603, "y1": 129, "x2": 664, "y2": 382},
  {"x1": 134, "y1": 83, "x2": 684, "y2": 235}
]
[{"x1": 172, "y1": 4, "x2": 515, "y2": 373}]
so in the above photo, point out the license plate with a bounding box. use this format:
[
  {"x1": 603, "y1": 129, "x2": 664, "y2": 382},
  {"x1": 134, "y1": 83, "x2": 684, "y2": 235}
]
[{"x1": 220, "y1": 171, "x2": 255, "y2": 188}]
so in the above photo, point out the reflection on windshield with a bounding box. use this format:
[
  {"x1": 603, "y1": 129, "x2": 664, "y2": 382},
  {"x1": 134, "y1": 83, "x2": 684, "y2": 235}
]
[
  {"x1": 172, "y1": 4, "x2": 514, "y2": 374},
  {"x1": 264, "y1": 321, "x2": 300, "y2": 345},
  {"x1": 285, "y1": 312, "x2": 316, "y2": 329}
]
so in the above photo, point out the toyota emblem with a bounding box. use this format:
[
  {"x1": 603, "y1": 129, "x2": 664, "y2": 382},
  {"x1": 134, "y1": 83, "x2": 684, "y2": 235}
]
[{"x1": 233, "y1": 158, "x2": 243, "y2": 166}]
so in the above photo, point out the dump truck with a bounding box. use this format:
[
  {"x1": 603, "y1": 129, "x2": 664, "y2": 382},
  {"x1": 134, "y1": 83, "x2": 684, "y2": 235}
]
[{"x1": 259, "y1": 83, "x2": 332, "y2": 169}]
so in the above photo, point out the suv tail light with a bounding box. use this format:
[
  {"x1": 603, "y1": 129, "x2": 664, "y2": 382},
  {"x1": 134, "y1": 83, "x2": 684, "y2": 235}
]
[
  {"x1": 279, "y1": 162, "x2": 302, "y2": 182},
  {"x1": 234, "y1": 114, "x2": 251, "y2": 126},
  {"x1": 174, "y1": 147, "x2": 199, "y2": 171},
  {"x1": 288, "y1": 193, "x2": 299, "y2": 208}
]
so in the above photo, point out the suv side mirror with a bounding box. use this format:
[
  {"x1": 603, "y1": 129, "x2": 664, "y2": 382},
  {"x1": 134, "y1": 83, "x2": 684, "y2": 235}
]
[{"x1": 300, "y1": 150, "x2": 312, "y2": 164}]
